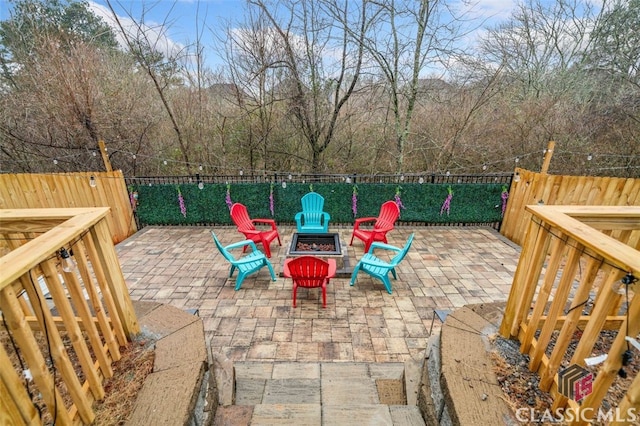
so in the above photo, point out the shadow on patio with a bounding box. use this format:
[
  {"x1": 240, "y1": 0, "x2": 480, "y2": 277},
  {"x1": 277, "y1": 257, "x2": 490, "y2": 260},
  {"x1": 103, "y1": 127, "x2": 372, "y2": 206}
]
[{"x1": 116, "y1": 225, "x2": 520, "y2": 364}]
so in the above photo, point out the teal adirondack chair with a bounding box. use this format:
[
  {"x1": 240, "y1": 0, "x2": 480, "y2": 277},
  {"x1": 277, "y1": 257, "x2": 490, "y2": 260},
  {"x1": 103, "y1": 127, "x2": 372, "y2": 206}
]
[
  {"x1": 349, "y1": 233, "x2": 414, "y2": 294},
  {"x1": 212, "y1": 232, "x2": 276, "y2": 290},
  {"x1": 294, "y1": 192, "x2": 331, "y2": 233}
]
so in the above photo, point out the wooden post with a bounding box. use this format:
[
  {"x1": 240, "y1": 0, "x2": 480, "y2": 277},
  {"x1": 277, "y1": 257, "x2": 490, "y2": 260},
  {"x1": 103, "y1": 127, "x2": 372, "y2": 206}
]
[
  {"x1": 98, "y1": 140, "x2": 113, "y2": 172},
  {"x1": 541, "y1": 140, "x2": 555, "y2": 174}
]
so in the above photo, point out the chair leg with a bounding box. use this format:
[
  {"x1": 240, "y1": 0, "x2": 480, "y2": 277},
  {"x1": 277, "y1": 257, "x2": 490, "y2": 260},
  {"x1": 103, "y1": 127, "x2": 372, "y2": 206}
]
[
  {"x1": 262, "y1": 240, "x2": 271, "y2": 258},
  {"x1": 235, "y1": 272, "x2": 246, "y2": 291},
  {"x1": 265, "y1": 260, "x2": 276, "y2": 281},
  {"x1": 322, "y1": 283, "x2": 327, "y2": 308},
  {"x1": 349, "y1": 262, "x2": 362, "y2": 286},
  {"x1": 229, "y1": 265, "x2": 236, "y2": 278},
  {"x1": 390, "y1": 267, "x2": 397, "y2": 280},
  {"x1": 382, "y1": 276, "x2": 393, "y2": 294},
  {"x1": 349, "y1": 233, "x2": 355, "y2": 246},
  {"x1": 292, "y1": 283, "x2": 298, "y2": 308}
]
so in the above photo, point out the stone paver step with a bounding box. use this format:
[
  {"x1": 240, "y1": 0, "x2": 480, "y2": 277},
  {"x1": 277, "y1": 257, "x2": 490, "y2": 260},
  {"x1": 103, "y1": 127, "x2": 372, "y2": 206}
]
[
  {"x1": 222, "y1": 361, "x2": 427, "y2": 425},
  {"x1": 214, "y1": 404, "x2": 426, "y2": 425}
]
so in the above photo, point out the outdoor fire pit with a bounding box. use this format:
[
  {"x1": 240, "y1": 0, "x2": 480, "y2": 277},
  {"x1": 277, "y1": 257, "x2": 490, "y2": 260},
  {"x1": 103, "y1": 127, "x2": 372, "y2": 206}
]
[
  {"x1": 284, "y1": 233, "x2": 351, "y2": 278},
  {"x1": 288, "y1": 233, "x2": 342, "y2": 256}
]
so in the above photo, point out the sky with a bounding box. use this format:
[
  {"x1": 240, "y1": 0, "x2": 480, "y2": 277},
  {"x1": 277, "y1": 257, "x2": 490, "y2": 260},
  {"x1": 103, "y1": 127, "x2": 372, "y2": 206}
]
[{"x1": 0, "y1": 0, "x2": 521, "y2": 72}]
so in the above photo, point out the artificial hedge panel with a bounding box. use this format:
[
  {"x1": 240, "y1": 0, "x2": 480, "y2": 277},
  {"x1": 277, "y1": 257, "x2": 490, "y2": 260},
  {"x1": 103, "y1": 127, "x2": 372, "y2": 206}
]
[{"x1": 132, "y1": 182, "x2": 507, "y2": 226}]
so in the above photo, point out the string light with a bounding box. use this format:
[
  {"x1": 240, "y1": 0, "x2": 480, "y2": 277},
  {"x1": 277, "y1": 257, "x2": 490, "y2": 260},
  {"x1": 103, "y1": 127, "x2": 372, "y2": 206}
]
[
  {"x1": 514, "y1": 172, "x2": 521, "y2": 183},
  {"x1": 199, "y1": 165, "x2": 203, "y2": 171},
  {"x1": 89, "y1": 176, "x2": 97, "y2": 187},
  {"x1": 59, "y1": 248, "x2": 77, "y2": 273},
  {"x1": 418, "y1": 177, "x2": 424, "y2": 184},
  {"x1": 198, "y1": 182, "x2": 204, "y2": 190},
  {"x1": 282, "y1": 181, "x2": 287, "y2": 188},
  {"x1": 6, "y1": 145, "x2": 638, "y2": 178}
]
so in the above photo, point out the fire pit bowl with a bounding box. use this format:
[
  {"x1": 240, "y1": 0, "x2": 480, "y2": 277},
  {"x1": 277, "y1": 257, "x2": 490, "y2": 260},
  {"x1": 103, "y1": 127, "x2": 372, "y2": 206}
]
[
  {"x1": 283, "y1": 233, "x2": 351, "y2": 278},
  {"x1": 288, "y1": 233, "x2": 342, "y2": 256}
]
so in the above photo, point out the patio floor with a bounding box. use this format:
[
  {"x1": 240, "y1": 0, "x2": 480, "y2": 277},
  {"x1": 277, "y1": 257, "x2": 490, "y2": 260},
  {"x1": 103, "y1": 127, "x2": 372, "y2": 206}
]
[{"x1": 116, "y1": 225, "x2": 521, "y2": 363}]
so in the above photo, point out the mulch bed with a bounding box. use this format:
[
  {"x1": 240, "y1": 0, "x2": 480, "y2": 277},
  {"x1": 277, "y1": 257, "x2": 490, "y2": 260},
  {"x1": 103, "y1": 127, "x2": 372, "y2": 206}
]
[
  {"x1": 490, "y1": 330, "x2": 638, "y2": 425},
  {"x1": 1, "y1": 329, "x2": 154, "y2": 425}
]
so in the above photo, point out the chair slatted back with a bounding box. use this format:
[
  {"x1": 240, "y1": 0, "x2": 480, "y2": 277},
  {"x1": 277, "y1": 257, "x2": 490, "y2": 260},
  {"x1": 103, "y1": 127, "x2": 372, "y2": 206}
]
[
  {"x1": 211, "y1": 232, "x2": 235, "y2": 262},
  {"x1": 286, "y1": 256, "x2": 330, "y2": 288},
  {"x1": 301, "y1": 192, "x2": 324, "y2": 212},
  {"x1": 230, "y1": 203, "x2": 255, "y2": 232},
  {"x1": 390, "y1": 233, "x2": 414, "y2": 265},
  {"x1": 375, "y1": 201, "x2": 401, "y2": 231}
]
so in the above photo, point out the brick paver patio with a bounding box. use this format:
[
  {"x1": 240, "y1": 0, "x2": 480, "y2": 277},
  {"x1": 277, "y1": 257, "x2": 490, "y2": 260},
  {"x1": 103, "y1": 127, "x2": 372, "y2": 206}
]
[{"x1": 116, "y1": 225, "x2": 520, "y2": 363}]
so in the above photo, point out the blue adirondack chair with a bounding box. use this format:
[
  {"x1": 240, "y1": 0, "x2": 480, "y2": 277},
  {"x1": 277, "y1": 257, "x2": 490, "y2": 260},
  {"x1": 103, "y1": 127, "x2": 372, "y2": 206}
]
[
  {"x1": 212, "y1": 232, "x2": 276, "y2": 290},
  {"x1": 294, "y1": 192, "x2": 331, "y2": 233},
  {"x1": 349, "y1": 233, "x2": 414, "y2": 294}
]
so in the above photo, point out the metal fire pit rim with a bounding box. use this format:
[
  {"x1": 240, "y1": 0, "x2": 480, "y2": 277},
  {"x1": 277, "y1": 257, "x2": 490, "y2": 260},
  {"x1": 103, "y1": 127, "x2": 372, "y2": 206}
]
[{"x1": 288, "y1": 232, "x2": 342, "y2": 256}]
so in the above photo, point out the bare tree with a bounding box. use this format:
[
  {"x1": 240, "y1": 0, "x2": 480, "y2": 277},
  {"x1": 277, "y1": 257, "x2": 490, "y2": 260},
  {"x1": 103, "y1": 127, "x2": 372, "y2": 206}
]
[
  {"x1": 219, "y1": 6, "x2": 286, "y2": 174},
  {"x1": 245, "y1": 0, "x2": 367, "y2": 173},
  {"x1": 358, "y1": 0, "x2": 471, "y2": 173},
  {"x1": 104, "y1": 0, "x2": 196, "y2": 173}
]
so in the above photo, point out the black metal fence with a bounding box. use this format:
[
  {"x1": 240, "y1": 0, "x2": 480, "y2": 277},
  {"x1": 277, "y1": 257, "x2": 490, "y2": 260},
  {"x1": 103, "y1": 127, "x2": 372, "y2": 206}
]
[{"x1": 125, "y1": 172, "x2": 513, "y2": 186}]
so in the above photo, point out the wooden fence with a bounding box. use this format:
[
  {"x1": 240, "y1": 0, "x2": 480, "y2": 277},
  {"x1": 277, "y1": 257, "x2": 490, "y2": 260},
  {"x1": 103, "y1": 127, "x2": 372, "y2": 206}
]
[
  {"x1": 500, "y1": 205, "x2": 640, "y2": 425},
  {"x1": 0, "y1": 172, "x2": 136, "y2": 244},
  {"x1": 501, "y1": 168, "x2": 640, "y2": 246},
  {"x1": 0, "y1": 208, "x2": 139, "y2": 425}
]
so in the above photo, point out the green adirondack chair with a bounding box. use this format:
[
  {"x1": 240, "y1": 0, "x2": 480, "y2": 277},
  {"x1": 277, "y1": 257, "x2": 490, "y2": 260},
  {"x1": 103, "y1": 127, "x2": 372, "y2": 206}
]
[
  {"x1": 294, "y1": 192, "x2": 331, "y2": 233},
  {"x1": 350, "y1": 233, "x2": 414, "y2": 294},
  {"x1": 212, "y1": 232, "x2": 276, "y2": 290}
]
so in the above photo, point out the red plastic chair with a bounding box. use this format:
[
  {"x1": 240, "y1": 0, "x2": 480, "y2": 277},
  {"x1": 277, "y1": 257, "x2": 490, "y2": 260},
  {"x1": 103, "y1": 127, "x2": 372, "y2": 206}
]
[
  {"x1": 230, "y1": 203, "x2": 281, "y2": 258},
  {"x1": 283, "y1": 256, "x2": 337, "y2": 308},
  {"x1": 350, "y1": 200, "x2": 400, "y2": 252}
]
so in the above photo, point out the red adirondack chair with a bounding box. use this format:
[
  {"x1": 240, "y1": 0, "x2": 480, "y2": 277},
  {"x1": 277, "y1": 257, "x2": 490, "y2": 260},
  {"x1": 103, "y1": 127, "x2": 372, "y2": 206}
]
[
  {"x1": 283, "y1": 256, "x2": 337, "y2": 308},
  {"x1": 230, "y1": 203, "x2": 281, "y2": 258},
  {"x1": 350, "y1": 200, "x2": 400, "y2": 252}
]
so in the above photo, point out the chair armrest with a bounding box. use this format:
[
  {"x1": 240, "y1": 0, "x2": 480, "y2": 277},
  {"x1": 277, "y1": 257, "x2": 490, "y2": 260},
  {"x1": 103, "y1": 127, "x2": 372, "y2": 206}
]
[
  {"x1": 225, "y1": 239, "x2": 259, "y2": 252},
  {"x1": 322, "y1": 212, "x2": 331, "y2": 221},
  {"x1": 326, "y1": 258, "x2": 337, "y2": 278},
  {"x1": 238, "y1": 228, "x2": 261, "y2": 236},
  {"x1": 368, "y1": 242, "x2": 402, "y2": 254},
  {"x1": 353, "y1": 217, "x2": 377, "y2": 229},
  {"x1": 294, "y1": 212, "x2": 303, "y2": 222},
  {"x1": 252, "y1": 219, "x2": 278, "y2": 230}
]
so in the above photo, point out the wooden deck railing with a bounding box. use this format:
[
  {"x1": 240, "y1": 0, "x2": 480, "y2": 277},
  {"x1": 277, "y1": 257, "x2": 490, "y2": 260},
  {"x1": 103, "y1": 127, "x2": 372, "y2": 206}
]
[
  {"x1": 0, "y1": 208, "x2": 139, "y2": 425},
  {"x1": 500, "y1": 205, "x2": 640, "y2": 425},
  {"x1": 501, "y1": 168, "x2": 640, "y2": 246}
]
